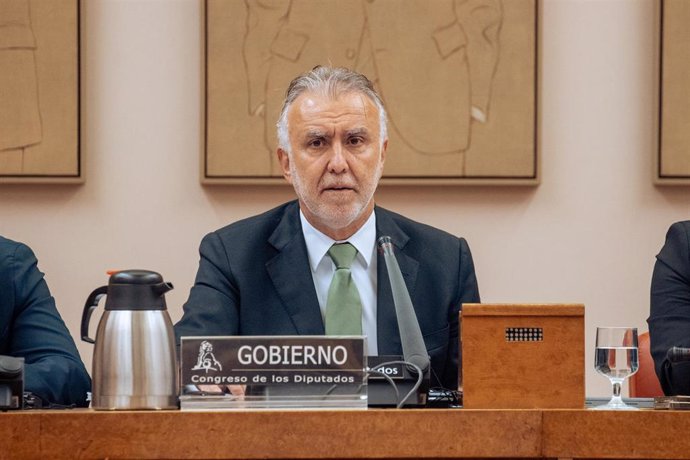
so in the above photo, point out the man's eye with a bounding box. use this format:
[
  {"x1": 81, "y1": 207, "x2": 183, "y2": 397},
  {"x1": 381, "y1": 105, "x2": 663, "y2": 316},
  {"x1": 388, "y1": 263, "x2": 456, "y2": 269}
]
[
  {"x1": 349, "y1": 137, "x2": 364, "y2": 146},
  {"x1": 309, "y1": 139, "x2": 324, "y2": 148}
]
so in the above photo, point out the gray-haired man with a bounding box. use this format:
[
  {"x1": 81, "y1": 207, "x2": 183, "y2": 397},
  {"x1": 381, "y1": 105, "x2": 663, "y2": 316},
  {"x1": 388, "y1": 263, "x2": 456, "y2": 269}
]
[{"x1": 175, "y1": 66, "x2": 480, "y2": 389}]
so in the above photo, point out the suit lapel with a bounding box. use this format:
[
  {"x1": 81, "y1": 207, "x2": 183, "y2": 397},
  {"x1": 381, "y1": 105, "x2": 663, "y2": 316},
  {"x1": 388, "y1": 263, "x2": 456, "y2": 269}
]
[
  {"x1": 266, "y1": 202, "x2": 325, "y2": 335},
  {"x1": 375, "y1": 207, "x2": 419, "y2": 355}
]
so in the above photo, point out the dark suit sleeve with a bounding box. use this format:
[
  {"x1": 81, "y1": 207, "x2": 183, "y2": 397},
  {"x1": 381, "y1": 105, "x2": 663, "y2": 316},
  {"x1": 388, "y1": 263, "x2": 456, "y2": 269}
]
[
  {"x1": 8, "y1": 243, "x2": 91, "y2": 406},
  {"x1": 174, "y1": 232, "x2": 241, "y2": 342},
  {"x1": 444, "y1": 237, "x2": 480, "y2": 389},
  {"x1": 649, "y1": 221, "x2": 690, "y2": 395}
]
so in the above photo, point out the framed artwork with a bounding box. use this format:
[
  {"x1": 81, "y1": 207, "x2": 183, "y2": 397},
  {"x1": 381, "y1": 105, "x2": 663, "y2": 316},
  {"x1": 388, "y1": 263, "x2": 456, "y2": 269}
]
[
  {"x1": 658, "y1": 0, "x2": 690, "y2": 184},
  {"x1": 0, "y1": 0, "x2": 81, "y2": 183},
  {"x1": 203, "y1": 0, "x2": 538, "y2": 185}
]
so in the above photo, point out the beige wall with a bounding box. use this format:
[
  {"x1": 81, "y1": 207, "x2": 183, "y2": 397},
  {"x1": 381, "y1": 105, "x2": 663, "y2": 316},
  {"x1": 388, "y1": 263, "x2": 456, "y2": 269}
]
[{"x1": 0, "y1": 0, "x2": 688, "y2": 397}]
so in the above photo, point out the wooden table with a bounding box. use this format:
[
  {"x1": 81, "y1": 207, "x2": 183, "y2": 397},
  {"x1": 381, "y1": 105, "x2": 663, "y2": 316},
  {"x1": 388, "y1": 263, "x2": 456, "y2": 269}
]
[
  {"x1": 543, "y1": 409, "x2": 690, "y2": 459},
  {"x1": 1, "y1": 408, "x2": 689, "y2": 459}
]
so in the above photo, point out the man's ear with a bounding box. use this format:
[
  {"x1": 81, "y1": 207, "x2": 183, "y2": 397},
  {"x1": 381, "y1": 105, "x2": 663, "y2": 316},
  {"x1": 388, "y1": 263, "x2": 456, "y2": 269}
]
[
  {"x1": 277, "y1": 148, "x2": 292, "y2": 184},
  {"x1": 381, "y1": 139, "x2": 388, "y2": 164}
]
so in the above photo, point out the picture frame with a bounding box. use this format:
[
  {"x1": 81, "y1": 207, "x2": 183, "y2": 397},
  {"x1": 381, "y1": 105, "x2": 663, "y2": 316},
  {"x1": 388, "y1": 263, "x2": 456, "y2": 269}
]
[
  {"x1": 202, "y1": 0, "x2": 539, "y2": 186},
  {"x1": 657, "y1": 0, "x2": 690, "y2": 184},
  {"x1": 0, "y1": 0, "x2": 82, "y2": 184}
]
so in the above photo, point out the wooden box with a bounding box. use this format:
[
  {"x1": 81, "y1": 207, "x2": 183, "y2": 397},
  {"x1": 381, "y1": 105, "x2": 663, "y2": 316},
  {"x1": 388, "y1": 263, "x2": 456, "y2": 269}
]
[{"x1": 461, "y1": 303, "x2": 585, "y2": 409}]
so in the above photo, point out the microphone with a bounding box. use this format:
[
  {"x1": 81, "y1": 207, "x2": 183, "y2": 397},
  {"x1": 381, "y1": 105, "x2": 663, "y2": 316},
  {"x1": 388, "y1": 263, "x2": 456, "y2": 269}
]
[
  {"x1": 666, "y1": 347, "x2": 690, "y2": 363},
  {"x1": 377, "y1": 236, "x2": 430, "y2": 377}
]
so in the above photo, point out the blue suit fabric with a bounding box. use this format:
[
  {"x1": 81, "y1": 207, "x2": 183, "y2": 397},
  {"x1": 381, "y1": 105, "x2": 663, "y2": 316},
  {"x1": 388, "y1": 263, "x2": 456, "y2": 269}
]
[
  {"x1": 0, "y1": 236, "x2": 90, "y2": 406},
  {"x1": 649, "y1": 221, "x2": 690, "y2": 395}
]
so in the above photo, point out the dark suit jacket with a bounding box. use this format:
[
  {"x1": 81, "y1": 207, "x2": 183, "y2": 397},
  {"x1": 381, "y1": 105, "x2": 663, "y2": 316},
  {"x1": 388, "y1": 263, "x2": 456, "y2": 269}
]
[
  {"x1": 0, "y1": 236, "x2": 90, "y2": 406},
  {"x1": 175, "y1": 201, "x2": 480, "y2": 389},
  {"x1": 649, "y1": 221, "x2": 690, "y2": 395}
]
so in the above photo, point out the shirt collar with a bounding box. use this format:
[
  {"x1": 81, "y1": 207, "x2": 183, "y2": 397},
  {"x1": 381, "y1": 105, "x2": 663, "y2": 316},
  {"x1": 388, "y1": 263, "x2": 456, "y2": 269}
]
[{"x1": 300, "y1": 209, "x2": 377, "y2": 272}]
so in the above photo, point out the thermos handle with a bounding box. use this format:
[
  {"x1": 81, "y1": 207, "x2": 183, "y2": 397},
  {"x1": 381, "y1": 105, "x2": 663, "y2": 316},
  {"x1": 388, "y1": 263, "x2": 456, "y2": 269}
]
[{"x1": 81, "y1": 286, "x2": 108, "y2": 344}]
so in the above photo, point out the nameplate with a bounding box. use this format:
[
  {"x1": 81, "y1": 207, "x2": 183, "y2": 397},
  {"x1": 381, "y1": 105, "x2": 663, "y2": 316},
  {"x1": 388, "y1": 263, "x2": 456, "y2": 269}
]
[
  {"x1": 367, "y1": 355, "x2": 405, "y2": 380},
  {"x1": 179, "y1": 336, "x2": 367, "y2": 410}
]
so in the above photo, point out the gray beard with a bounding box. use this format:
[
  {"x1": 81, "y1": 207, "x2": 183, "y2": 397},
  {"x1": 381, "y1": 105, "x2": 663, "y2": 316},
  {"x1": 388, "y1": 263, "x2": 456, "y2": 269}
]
[{"x1": 290, "y1": 162, "x2": 377, "y2": 232}]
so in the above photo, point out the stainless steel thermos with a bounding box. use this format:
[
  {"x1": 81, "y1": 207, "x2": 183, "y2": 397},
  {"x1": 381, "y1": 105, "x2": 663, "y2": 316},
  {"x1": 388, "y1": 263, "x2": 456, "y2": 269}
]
[{"x1": 81, "y1": 270, "x2": 178, "y2": 410}]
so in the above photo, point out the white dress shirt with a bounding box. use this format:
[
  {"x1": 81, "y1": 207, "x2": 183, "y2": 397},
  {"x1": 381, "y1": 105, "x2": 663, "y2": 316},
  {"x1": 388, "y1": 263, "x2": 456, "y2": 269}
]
[{"x1": 300, "y1": 210, "x2": 378, "y2": 356}]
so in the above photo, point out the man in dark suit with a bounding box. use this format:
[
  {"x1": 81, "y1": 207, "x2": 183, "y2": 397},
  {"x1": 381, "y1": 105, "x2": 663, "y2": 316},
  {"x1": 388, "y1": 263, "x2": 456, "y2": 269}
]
[
  {"x1": 649, "y1": 221, "x2": 690, "y2": 395},
  {"x1": 0, "y1": 236, "x2": 90, "y2": 406},
  {"x1": 175, "y1": 66, "x2": 480, "y2": 390}
]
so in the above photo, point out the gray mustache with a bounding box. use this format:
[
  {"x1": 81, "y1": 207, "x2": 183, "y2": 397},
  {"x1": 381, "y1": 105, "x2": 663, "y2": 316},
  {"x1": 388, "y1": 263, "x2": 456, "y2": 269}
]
[{"x1": 321, "y1": 178, "x2": 356, "y2": 189}]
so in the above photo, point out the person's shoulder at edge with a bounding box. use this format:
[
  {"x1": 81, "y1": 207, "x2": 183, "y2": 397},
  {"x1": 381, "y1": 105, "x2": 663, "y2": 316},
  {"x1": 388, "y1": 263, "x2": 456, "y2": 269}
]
[
  {"x1": 0, "y1": 234, "x2": 22, "y2": 256},
  {"x1": 0, "y1": 234, "x2": 91, "y2": 407},
  {"x1": 657, "y1": 221, "x2": 690, "y2": 259},
  {"x1": 0, "y1": 235, "x2": 34, "y2": 288},
  {"x1": 665, "y1": 220, "x2": 690, "y2": 238}
]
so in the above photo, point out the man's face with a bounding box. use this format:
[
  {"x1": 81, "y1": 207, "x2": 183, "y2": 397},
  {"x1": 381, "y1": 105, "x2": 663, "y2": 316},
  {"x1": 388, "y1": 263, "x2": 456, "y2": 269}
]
[{"x1": 278, "y1": 90, "x2": 387, "y2": 240}]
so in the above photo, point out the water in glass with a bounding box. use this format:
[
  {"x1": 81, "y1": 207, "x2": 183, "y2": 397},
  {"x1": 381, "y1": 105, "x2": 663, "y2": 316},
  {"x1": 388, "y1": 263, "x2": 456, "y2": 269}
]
[
  {"x1": 592, "y1": 326, "x2": 639, "y2": 410},
  {"x1": 595, "y1": 347, "x2": 639, "y2": 380}
]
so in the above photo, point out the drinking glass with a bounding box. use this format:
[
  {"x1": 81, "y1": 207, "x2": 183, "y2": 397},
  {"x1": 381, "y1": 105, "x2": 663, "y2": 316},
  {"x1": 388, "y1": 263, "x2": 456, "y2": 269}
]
[{"x1": 593, "y1": 326, "x2": 639, "y2": 410}]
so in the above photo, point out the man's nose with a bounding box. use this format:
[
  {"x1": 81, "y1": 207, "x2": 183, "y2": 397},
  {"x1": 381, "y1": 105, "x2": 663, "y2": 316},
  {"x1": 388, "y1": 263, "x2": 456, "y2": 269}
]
[{"x1": 327, "y1": 142, "x2": 348, "y2": 174}]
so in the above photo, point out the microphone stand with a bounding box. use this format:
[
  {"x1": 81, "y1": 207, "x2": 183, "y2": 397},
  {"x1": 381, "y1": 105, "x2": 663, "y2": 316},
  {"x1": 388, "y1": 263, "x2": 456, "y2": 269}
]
[{"x1": 377, "y1": 236, "x2": 430, "y2": 406}]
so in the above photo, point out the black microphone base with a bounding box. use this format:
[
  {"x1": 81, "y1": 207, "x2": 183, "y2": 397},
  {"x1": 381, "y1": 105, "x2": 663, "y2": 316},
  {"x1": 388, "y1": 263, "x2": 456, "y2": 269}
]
[{"x1": 367, "y1": 355, "x2": 429, "y2": 408}]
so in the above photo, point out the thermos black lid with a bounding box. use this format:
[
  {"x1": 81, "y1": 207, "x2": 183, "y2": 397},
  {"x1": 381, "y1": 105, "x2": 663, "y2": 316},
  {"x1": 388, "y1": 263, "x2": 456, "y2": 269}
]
[{"x1": 105, "y1": 269, "x2": 174, "y2": 311}]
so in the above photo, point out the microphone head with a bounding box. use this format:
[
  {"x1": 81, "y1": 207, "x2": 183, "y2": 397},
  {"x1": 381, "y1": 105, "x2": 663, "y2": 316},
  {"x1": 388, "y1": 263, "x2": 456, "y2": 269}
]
[{"x1": 667, "y1": 346, "x2": 690, "y2": 363}]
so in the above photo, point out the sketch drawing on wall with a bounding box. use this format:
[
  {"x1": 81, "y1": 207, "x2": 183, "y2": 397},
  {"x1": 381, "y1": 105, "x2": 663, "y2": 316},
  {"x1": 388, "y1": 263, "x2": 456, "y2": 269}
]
[
  {"x1": 0, "y1": 0, "x2": 42, "y2": 166},
  {"x1": 205, "y1": 0, "x2": 537, "y2": 184},
  {"x1": 242, "y1": 0, "x2": 503, "y2": 175},
  {"x1": 0, "y1": 0, "x2": 80, "y2": 183},
  {"x1": 658, "y1": 0, "x2": 690, "y2": 184}
]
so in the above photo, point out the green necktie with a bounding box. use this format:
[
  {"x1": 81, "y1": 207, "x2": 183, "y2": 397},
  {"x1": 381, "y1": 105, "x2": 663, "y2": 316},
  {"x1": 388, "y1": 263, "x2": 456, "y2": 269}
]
[{"x1": 325, "y1": 243, "x2": 363, "y2": 335}]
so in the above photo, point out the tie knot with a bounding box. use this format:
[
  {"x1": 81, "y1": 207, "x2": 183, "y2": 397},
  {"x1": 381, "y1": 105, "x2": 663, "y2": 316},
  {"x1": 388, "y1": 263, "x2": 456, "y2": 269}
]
[{"x1": 328, "y1": 243, "x2": 357, "y2": 269}]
